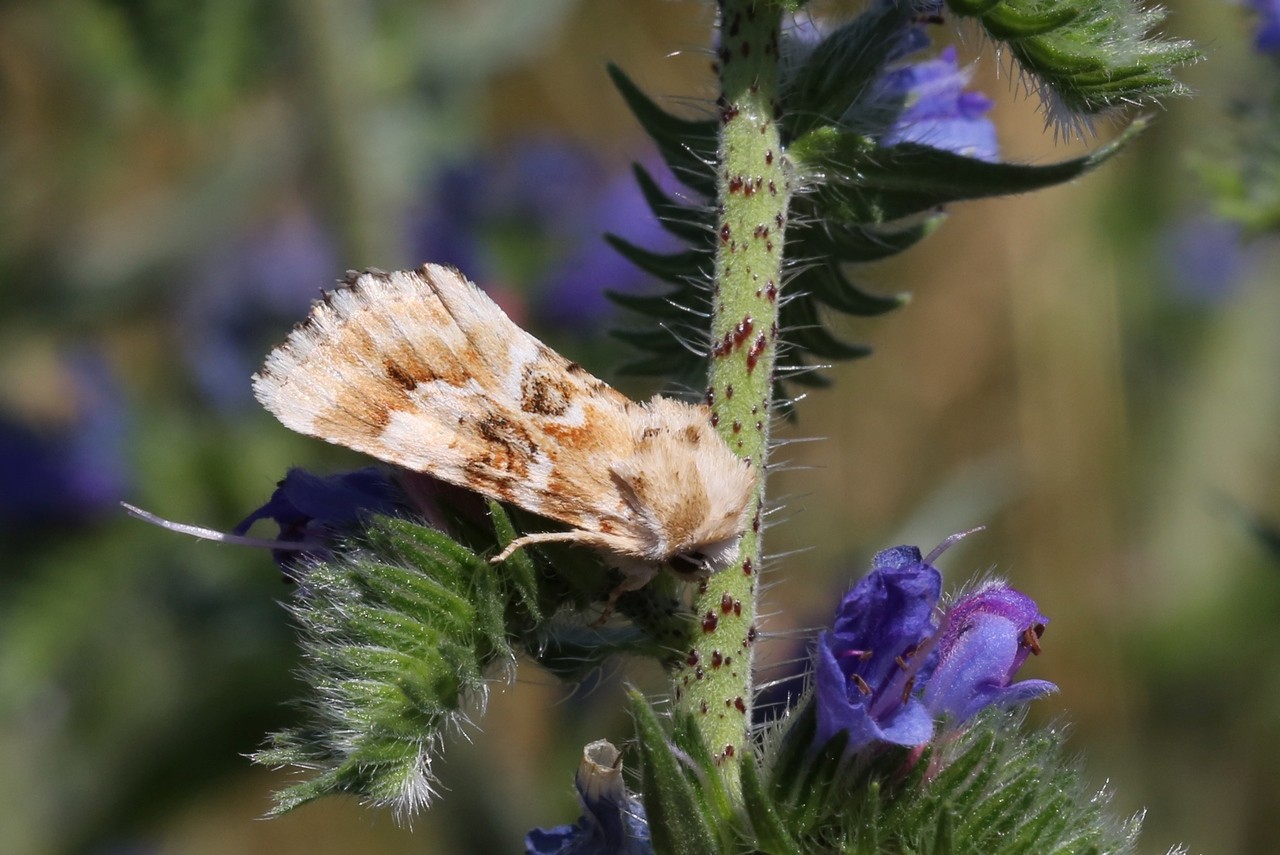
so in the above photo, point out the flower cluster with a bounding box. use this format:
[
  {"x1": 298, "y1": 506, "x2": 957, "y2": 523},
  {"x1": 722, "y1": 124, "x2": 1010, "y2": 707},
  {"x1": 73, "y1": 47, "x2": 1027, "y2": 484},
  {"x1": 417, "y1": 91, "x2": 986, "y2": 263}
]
[{"x1": 814, "y1": 540, "x2": 1055, "y2": 754}]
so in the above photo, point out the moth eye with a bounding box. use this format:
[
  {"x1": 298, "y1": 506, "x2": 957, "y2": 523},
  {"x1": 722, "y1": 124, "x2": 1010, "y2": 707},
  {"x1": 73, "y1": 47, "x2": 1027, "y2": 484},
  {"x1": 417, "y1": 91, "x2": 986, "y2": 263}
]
[{"x1": 669, "y1": 551, "x2": 709, "y2": 577}]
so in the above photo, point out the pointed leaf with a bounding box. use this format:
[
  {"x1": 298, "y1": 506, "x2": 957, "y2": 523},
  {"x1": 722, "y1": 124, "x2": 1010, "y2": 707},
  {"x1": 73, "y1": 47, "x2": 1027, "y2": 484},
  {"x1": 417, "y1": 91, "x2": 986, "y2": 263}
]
[
  {"x1": 609, "y1": 64, "x2": 717, "y2": 196},
  {"x1": 605, "y1": 234, "x2": 711, "y2": 285},
  {"x1": 792, "y1": 120, "x2": 1147, "y2": 222},
  {"x1": 793, "y1": 262, "x2": 907, "y2": 316},
  {"x1": 632, "y1": 163, "x2": 714, "y2": 242},
  {"x1": 742, "y1": 754, "x2": 800, "y2": 853},
  {"x1": 606, "y1": 287, "x2": 705, "y2": 320},
  {"x1": 781, "y1": 2, "x2": 911, "y2": 141},
  {"x1": 629, "y1": 691, "x2": 717, "y2": 855}
]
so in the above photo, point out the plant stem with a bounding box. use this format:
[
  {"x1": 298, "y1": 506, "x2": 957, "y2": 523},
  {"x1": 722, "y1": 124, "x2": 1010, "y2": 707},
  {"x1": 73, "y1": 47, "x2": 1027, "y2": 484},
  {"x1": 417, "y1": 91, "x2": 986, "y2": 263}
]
[{"x1": 673, "y1": 0, "x2": 790, "y2": 796}]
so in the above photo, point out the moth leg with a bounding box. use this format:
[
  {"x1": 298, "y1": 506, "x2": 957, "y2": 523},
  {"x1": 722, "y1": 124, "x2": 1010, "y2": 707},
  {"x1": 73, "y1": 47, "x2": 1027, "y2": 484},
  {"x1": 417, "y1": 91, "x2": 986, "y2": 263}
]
[
  {"x1": 590, "y1": 561, "x2": 658, "y2": 627},
  {"x1": 490, "y1": 529, "x2": 609, "y2": 563}
]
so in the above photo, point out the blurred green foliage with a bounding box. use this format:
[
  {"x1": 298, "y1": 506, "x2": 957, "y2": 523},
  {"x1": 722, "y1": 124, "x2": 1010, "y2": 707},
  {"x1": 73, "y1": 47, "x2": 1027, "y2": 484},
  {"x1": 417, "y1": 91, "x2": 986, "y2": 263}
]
[{"x1": 1, "y1": 1, "x2": 1278, "y2": 853}]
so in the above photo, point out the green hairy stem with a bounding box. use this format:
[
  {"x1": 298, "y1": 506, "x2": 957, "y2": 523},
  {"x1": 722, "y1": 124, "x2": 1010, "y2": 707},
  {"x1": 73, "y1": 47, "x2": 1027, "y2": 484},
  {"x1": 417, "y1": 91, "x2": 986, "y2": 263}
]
[{"x1": 672, "y1": 0, "x2": 791, "y2": 795}]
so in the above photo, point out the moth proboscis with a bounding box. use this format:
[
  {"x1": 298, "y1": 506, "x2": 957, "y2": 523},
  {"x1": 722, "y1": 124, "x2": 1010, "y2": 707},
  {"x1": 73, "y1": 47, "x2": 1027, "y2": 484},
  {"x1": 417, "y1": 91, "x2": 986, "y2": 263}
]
[{"x1": 252, "y1": 263, "x2": 754, "y2": 593}]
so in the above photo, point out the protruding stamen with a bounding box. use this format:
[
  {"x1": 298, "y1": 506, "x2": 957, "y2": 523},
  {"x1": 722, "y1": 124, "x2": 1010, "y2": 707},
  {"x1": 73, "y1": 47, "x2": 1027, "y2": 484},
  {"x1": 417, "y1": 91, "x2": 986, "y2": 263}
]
[
  {"x1": 923, "y1": 526, "x2": 986, "y2": 565},
  {"x1": 1023, "y1": 625, "x2": 1044, "y2": 655}
]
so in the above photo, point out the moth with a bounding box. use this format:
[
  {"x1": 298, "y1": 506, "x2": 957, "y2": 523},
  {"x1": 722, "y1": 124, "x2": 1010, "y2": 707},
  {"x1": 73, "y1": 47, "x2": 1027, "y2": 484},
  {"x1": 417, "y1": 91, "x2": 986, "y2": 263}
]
[{"x1": 253, "y1": 264, "x2": 754, "y2": 591}]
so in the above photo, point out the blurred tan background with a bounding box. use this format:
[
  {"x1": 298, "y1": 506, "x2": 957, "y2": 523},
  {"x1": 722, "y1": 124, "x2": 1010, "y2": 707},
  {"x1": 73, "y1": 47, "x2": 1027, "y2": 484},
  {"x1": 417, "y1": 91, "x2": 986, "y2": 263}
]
[{"x1": 2, "y1": 1, "x2": 1277, "y2": 853}]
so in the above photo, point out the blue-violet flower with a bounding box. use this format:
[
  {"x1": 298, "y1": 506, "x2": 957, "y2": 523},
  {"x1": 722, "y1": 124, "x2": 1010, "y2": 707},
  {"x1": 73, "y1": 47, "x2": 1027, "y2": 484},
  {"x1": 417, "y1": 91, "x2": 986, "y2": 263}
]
[
  {"x1": 814, "y1": 544, "x2": 942, "y2": 752},
  {"x1": 234, "y1": 466, "x2": 404, "y2": 574},
  {"x1": 876, "y1": 45, "x2": 999, "y2": 160}
]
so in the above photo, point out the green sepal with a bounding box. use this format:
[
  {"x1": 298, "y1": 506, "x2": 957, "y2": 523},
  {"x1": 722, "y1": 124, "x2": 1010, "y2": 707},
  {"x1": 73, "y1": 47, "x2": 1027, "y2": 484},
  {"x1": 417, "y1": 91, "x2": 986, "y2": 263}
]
[
  {"x1": 981, "y1": 2, "x2": 1083, "y2": 39},
  {"x1": 608, "y1": 64, "x2": 717, "y2": 198},
  {"x1": 484, "y1": 500, "x2": 542, "y2": 624},
  {"x1": 944, "y1": 0, "x2": 1200, "y2": 116},
  {"x1": 753, "y1": 705, "x2": 1144, "y2": 854},
  {"x1": 931, "y1": 806, "x2": 956, "y2": 854},
  {"x1": 629, "y1": 691, "x2": 719, "y2": 855}
]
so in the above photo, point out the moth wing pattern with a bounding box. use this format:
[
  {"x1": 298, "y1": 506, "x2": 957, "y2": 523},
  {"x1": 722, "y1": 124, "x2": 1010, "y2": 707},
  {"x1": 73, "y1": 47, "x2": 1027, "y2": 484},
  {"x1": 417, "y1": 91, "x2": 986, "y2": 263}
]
[{"x1": 253, "y1": 264, "x2": 752, "y2": 564}]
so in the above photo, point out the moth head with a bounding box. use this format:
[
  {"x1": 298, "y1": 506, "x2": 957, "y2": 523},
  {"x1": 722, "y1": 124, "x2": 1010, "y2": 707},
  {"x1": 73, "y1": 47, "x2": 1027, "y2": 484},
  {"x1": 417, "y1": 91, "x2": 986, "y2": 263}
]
[
  {"x1": 667, "y1": 535, "x2": 742, "y2": 581},
  {"x1": 612, "y1": 399, "x2": 754, "y2": 570}
]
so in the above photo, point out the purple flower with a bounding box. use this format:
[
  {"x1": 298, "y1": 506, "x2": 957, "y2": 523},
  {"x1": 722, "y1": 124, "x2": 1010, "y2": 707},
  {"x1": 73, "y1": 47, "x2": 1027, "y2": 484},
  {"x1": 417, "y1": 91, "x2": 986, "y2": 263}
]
[
  {"x1": 814, "y1": 536, "x2": 1055, "y2": 753},
  {"x1": 525, "y1": 740, "x2": 651, "y2": 855},
  {"x1": 922, "y1": 584, "x2": 1057, "y2": 724},
  {"x1": 181, "y1": 211, "x2": 337, "y2": 411},
  {"x1": 1247, "y1": 0, "x2": 1280, "y2": 53},
  {"x1": 814, "y1": 545, "x2": 942, "y2": 752},
  {"x1": 876, "y1": 45, "x2": 999, "y2": 160},
  {"x1": 0, "y1": 349, "x2": 130, "y2": 524},
  {"x1": 1159, "y1": 214, "x2": 1252, "y2": 305},
  {"x1": 407, "y1": 138, "x2": 681, "y2": 332},
  {"x1": 234, "y1": 467, "x2": 404, "y2": 574}
]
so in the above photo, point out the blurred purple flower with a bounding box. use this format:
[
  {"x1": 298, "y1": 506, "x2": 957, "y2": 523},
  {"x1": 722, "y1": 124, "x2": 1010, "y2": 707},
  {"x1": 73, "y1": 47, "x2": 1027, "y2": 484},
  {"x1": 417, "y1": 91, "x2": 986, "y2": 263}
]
[
  {"x1": 0, "y1": 349, "x2": 130, "y2": 524},
  {"x1": 182, "y1": 211, "x2": 337, "y2": 411},
  {"x1": 408, "y1": 138, "x2": 681, "y2": 331},
  {"x1": 525, "y1": 740, "x2": 651, "y2": 855},
  {"x1": 235, "y1": 466, "x2": 404, "y2": 575},
  {"x1": 1247, "y1": 0, "x2": 1280, "y2": 53},
  {"x1": 876, "y1": 45, "x2": 998, "y2": 160},
  {"x1": 1159, "y1": 214, "x2": 1253, "y2": 305},
  {"x1": 922, "y1": 584, "x2": 1056, "y2": 723},
  {"x1": 813, "y1": 539, "x2": 1054, "y2": 753}
]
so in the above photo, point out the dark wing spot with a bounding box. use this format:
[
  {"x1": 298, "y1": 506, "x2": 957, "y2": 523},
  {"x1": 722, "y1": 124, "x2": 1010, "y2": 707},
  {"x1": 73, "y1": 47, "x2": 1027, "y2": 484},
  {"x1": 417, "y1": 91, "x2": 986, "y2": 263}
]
[
  {"x1": 520, "y1": 364, "x2": 573, "y2": 416},
  {"x1": 474, "y1": 414, "x2": 539, "y2": 474},
  {"x1": 384, "y1": 359, "x2": 421, "y2": 391}
]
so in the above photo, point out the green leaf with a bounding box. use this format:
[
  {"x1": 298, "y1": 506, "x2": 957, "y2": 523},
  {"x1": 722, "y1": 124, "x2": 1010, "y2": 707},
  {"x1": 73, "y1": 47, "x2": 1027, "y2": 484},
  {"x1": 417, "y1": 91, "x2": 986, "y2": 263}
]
[
  {"x1": 632, "y1": 163, "x2": 714, "y2": 243},
  {"x1": 604, "y1": 235, "x2": 712, "y2": 285},
  {"x1": 607, "y1": 287, "x2": 707, "y2": 321},
  {"x1": 795, "y1": 262, "x2": 907, "y2": 316},
  {"x1": 742, "y1": 753, "x2": 800, "y2": 853},
  {"x1": 608, "y1": 64, "x2": 717, "y2": 197},
  {"x1": 781, "y1": 2, "x2": 912, "y2": 141},
  {"x1": 790, "y1": 218, "x2": 940, "y2": 265},
  {"x1": 793, "y1": 120, "x2": 1146, "y2": 223},
  {"x1": 629, "y1": 691, "x2": 719, "y2": 855}
]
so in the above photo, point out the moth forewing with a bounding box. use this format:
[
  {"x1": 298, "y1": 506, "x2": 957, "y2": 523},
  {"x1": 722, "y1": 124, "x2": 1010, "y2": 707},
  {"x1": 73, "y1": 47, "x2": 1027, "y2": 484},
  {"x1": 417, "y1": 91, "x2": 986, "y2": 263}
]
[{"x1": 253, "y1": 263, "x2": 753, "y2": 582}]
